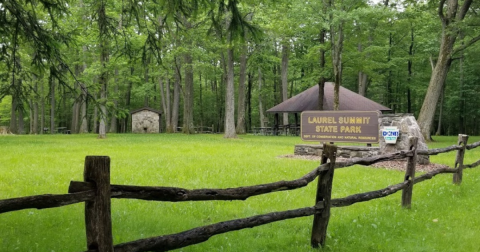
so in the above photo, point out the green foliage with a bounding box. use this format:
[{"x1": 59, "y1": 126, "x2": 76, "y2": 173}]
[
  {"x1": 1, "y1": 135, "x2": 480, "y2": 251},
  {"x1": 0, "y1": 96, "x2": 12, "y2": 125},
  {"x1": 2, "y1": 0, "x2": 480, "y2": 136}
]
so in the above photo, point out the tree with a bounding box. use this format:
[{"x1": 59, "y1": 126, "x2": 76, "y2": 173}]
[
  {"x1": 224, "y1": 32, "x2": 237, "y2": 138},
  {"x1": 96, "y1": 0, "x2": 110, "y2": 139},
  {"x1": 182, "y1": 17, "x2": 196, "y2": 134},
  {"x1": 417, "y1": 0, "x2": 478, "y2": 140},
  {"x1": 236, "y1": 13, "x2": 251, "y2": 134}
]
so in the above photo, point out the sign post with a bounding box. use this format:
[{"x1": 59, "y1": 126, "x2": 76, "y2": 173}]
[{"x1": 301, "y1": 111, "x2": 380, "y2": 143}]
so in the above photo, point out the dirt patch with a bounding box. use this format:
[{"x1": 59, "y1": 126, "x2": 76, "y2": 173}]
[{"x1": 279, "y1": 154, "x2": 449, "y2": 173}]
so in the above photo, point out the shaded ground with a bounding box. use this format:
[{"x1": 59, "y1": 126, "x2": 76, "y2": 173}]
[{"x1": 279, "y1": 154, "x2": 449, "y2": 172}]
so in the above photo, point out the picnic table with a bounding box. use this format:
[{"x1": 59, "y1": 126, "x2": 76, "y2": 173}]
[
  {"x1": 43, "y1": 127, "x2": 70, "y2": 134},
  {"x1": 253, "y1": 127, "x2": 273, "y2": 136}
]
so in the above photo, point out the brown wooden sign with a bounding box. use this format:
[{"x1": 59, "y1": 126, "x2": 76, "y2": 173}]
[{"x1": 301, "y1": 111, "x2": 380, "y2": 143}]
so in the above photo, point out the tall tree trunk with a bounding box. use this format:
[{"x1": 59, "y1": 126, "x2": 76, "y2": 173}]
[
  {"x1": 236, "y1": 14, "x2": 252, "y2": 134},
  {"x1": 273, "y1": 41, "x2": 279, "y2": 105},
  {"x1": 357, "y1": 37, "x2": 368, "y2": 96},
  {"x1": 50, "y1": 68, "x2": 55, "y2": 134},
  {"x1": 183, "y1": 50, "x2": 195, "y2": 134},
  {"x1": 358, "y1": 71, "x2": 368, "y2": 97},
  {"x1": 109, "y1": 69, "x2": 119, "y2": 133},
  {"x1": 418, "y1": 0, "x2": 474, "y2": 141},
  {"x1": 329, "y1": 0, "x2": 344, "y2": 111},
  {"x1": 93, "y1": 91, "x2": 98, "y2": 134},
  {"x1": 33, "y1": 81, "x2": 39, "y2": 134},
  {"x1": 247, "y1": 72, "x2": 253, "y2": 132},
  {"x1": 18, "y1": 102, "x2": 24, "y2": 134},
  {"x1": 172, "y1": 61, "x2": 181, "y2": 132},
  {"x1": 10, "y1": 95, "x2": 17, "y2": 134},
  {"x1": 10, "y1": 23, "x2": 19, "y2": 134},
  {"x1": 79, "y1": 47, "x2": 89, "y2": 133},
  {"x1": 79, "y1": 83, "x2": 88, "y2": 133},
  {"x1": 418, "y1": 52, "x2": 453, "y2": 140},
  {"x1": 236, "y1": 37, "x2": 247, "y2": 134},
  {"x1": 318, "y1": 22, "x2": 327, "y2": 110},
  {"x1": 435, "y1": 85, "x2": 445, "y2": 136},
  {"x1": 109, "y1": 14, "x2": 122, "y2": 133},
  {"x1": 167, "y1": 78, "x2": 173, "y2": 132},
  {"x1": 62, "y1": 85, "x2": 67, "y2": 128},
  {"x1": 76, "y1": 0, "x2": 88, "y2": 134},
  {"x1": 40, "y1": 79, "x2": 45, "y2": 134},
  {"x1": 160, "y1": 77, "x2": 173, "y2": 133},
  {"x1": 29, "y1": 100, "x2": 34, "y2": 134},
  {"x1": 224, "y1": 40, "x2": 237, "y2": 138},
  {"x1": 199, "y1": 74, "x2": 204, "y2": 127},
  {"x1": 258, "y1": 67, "x2": 265, "y2": 128},
  {"x1": 71, "y1": 65, "x2": 80, "y2": 133},
  {"x1": 384, "y1": 0, "x2": 394, "y2": 111},
  {"x1": 386, "y1": 32, "x2": 394, "y2": 112},
  {"x1": 16, "y1": 58, "x2": 24, "y2": 134},
  {"x1": 407, "y1": 25, "x2": 414, "y2": 114},
  {"x1": 458, "y1": 45, "x2": 465, "y2": 134},
  {"x1": 71, "y1": 93, "x2": 79, "y2": 133},
  {"x1": 97, "y1": 0, "x2": 109, "y2": 139},
  {"x1": 281, "y1": 43, "x2": 289, "y2": 126},
  {"x1": 121, "y1": 67, "x2": 134, "y2": 133},
  {"x1": 143, "y1": 57, "x2": 150, "y2": 107}
]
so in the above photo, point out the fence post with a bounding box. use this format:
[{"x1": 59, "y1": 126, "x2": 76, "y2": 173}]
[
  {"x1": 453, "y1": 134, "x2": 468, "y2": 185},
  {"x1": 84, "y1": 156, "x2": 114, "y2": 252},
  {"x1": 402, "y1": 137, "x2": 418, "y2": 208},
  {"x1": 311, "y1": 144, "x2": 337, "y2": 248}
]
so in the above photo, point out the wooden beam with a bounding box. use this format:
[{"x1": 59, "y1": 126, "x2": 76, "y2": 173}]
[
  {"x1": 402, "y1": 137, "x2": 418, "y2": 208},
  {"x1": 84, "y1": 156, "x2": 113, "y2": 252},
  {"x1": 69, "y1": 164, "x2": 326, "y2": 202},
  {"x1": 0, "y1": 191, "x2": 94, "y2": 214},
  {"x1": 110, "y1": 203, "x2": 325, "y2": 252},
  {"x1": 311, "y1": 144, "x2": 337, "y2": 248},
  {"x1": 453, "y1": 134, "x2": 468, "y2": 184}
]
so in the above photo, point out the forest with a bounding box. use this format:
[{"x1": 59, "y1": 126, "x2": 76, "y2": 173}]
[{"x1": 0, "y1": 0, "x2": 479, "y2": 140}]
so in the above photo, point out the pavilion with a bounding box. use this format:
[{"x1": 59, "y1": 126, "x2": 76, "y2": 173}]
[{"x1": 266, "y1": 82, "x2": 392, "y2": 135}]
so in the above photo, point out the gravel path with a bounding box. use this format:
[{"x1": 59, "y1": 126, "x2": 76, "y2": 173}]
[{"x1": 279, "y1": 154, "x2": 449, "y2": 172}]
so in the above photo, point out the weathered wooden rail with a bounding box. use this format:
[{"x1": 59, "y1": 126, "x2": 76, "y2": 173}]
[{"x1": 0, "y1": 134, "x2": 479, "y2": 251}]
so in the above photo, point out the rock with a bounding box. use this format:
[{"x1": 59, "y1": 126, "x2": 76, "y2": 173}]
[{"x1": 379, "y1": 114, "x2": 429, "y2": 164}]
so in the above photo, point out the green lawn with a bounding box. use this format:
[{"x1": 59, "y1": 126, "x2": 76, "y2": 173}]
[{"x1": 0, "y1": 134, "x2": 479, "y2": 252}]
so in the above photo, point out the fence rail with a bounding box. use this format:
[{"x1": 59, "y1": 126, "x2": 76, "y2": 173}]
[{"x1": 1, "y1": 134, "x2": 479, "y2": 251}]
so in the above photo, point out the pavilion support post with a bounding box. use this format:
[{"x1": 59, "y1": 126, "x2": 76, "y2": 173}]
[
  {"x1": 274, "y1": 113, "x2": 279, "y2": 135},
  {"x1": 311, "y1": 144, "x2": 337, "y2": 248},
  {"x1": 294, "y1": 113, "x2": 299, "y2": 136}
]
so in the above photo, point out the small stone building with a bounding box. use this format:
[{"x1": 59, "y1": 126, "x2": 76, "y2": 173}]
[{"x1": 130, "y1": 107, "x2": 162, "y2": 133}]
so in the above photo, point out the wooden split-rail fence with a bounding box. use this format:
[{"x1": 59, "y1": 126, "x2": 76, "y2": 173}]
[{"x1": 1, "y1": 134, "x2": 480, "y2": 251}]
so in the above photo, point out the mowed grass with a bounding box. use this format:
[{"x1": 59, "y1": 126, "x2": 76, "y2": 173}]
[{"x1": 0, "y1": 134, "x2": 479, "y2": 252}]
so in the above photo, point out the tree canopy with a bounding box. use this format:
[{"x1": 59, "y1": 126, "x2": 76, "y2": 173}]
[{"x1": 1, "y1": 0, "x2": 479, "y2": 138}]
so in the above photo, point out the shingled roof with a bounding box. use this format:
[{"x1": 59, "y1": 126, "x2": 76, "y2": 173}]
[{"x1": 267, "y1": 82, "x2": 391, "y2": 113}]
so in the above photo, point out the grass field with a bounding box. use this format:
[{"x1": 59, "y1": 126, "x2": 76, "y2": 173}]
[{"x1": 1, "y1": 134, "x2": 479, "y2": 252}]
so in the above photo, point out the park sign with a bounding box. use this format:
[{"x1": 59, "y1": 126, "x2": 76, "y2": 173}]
[{"x1": 301, "y1": 111, "x2": 380, "y2": 143}]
